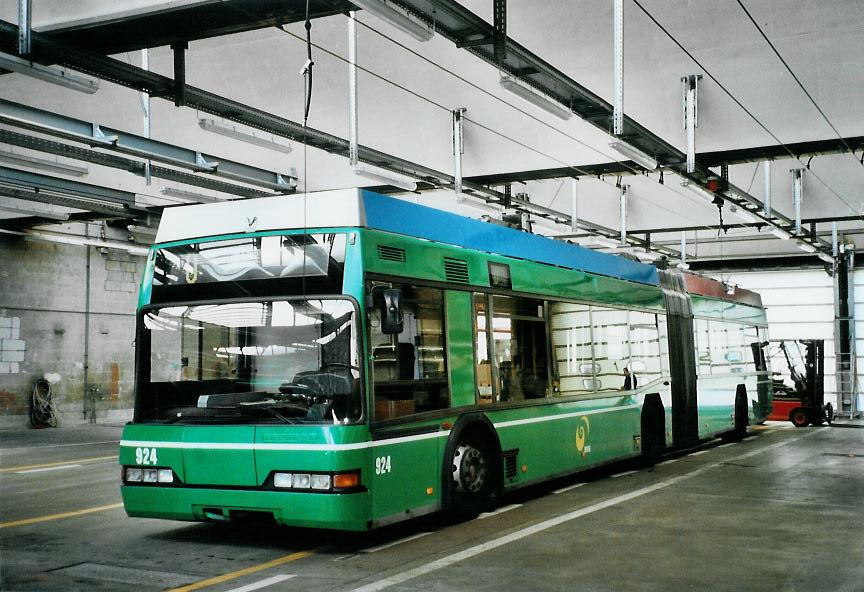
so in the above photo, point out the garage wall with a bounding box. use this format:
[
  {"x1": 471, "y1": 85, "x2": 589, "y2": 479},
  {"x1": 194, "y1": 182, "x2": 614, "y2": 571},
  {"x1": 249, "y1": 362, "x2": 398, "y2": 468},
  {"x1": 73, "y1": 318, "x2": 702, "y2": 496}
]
[
  {"x1": 725, "y1": 268, "x2": 863, "y2": 415},
  {"x1": 0, "y1": 232, "x2": 144, "y2": 427}
]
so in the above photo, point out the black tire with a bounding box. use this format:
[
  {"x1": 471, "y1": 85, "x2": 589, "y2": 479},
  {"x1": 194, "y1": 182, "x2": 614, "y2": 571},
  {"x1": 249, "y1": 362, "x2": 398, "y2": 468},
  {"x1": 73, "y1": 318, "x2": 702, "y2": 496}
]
[
  {"x1": 449, "y1": 437, "x2": 495, "y2": 519},
  {"x1": 722, "y1": 387, "x2": 749, "y2": 442},
  {"x1": 790, "y1": 407, "x2": 810, "y2": 428},
  {"x1": 824, "y1": 403, "x2": 835, "y2": 425},
  {"x1": 640, "y1": 394, "x2": 665, "y2": 467}
]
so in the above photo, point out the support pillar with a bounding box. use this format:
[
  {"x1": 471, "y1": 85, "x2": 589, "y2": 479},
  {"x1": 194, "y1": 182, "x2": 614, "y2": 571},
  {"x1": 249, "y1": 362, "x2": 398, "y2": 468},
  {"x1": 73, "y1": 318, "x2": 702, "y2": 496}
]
[
  {"x1": 619, "y1": 184, "x2": 628, "y2": 246},
  {"x1": 453, "y1": 108, "x2": 466, "y2": 201},
  {"x1": 141, "y1": 49, "x2": 151, "y2": 185},
  {"x1": 791, "y1": 168, "x2": 804, "y2": 234},
  {"x1": 612, "y1": 0, "x2": 624, "y2": 136},
  {"x1": 682, "y1": 74, "x2": 700, "y2": 174},
  {"x1": 171, "y1": 42, "x2": 188, "y2": 108},
  {"x1": 348, "y1": 12, "x2": 359, "y2": 166},
  {"x1": 835, "y1": 250, "x2": 858, "y2": 418},
  {"x1": 18, "y1": 0, "x2": 31, "y2": 55}
]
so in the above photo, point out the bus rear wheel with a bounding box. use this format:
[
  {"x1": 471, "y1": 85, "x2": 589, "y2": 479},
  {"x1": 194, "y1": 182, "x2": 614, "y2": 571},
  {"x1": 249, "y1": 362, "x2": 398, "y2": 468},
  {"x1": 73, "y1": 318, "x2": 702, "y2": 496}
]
[{"x1": 450, "y1": 440, "x2": 494, "y2": 518}]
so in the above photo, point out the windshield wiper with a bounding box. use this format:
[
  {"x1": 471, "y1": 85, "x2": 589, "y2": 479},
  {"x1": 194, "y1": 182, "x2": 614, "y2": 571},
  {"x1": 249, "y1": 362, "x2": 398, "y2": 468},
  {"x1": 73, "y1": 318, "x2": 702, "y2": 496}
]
[{"x1": 236, "y1": 399, "x2": 311, "y2": 423}]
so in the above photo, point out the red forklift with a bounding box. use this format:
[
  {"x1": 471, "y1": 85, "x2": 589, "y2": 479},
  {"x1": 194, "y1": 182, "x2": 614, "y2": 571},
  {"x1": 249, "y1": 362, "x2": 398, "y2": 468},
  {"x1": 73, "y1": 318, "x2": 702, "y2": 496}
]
[{"x1": 767, "y1": 339, "x2": 834, "y2": 427}]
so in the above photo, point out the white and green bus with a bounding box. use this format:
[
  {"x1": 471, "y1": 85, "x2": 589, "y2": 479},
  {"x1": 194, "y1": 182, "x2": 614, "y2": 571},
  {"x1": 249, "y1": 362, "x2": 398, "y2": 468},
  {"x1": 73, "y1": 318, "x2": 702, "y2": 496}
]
[{"x1": 120, "y1": 189, "x2": 772, "y2": 530}]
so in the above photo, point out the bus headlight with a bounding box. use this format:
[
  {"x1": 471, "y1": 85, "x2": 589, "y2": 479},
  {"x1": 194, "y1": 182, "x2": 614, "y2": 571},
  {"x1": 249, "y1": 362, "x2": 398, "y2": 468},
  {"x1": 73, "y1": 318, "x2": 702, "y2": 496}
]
[
  {"x1": 126, "y1": 468, "x2": 143, "y2": 482},
  {"x1": 143, "y1": 468, "x2": 158, "y2": 483},
  {"x1": 273, "y1": 473, "x2": 293, "y2": 488},
  {"x1": 269, "y1": 470, "x2": 362, "y2": 492},
  {"x1": 310, "y1": 474, "x2": 331, "y2": 490},
  {"x1": 157, "y1": 469, "x2": 174, "y2": 483},
  {"x1": 292, "y1": 473, "x2": 311, "y2": 489}
]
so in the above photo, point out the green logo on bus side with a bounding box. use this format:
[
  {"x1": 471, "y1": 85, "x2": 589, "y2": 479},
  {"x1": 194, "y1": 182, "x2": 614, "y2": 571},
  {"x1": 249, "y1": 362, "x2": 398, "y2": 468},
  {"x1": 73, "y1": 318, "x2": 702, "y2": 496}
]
[{"x1": 575, "y1": 417, "x2": 591, "y2": 458}]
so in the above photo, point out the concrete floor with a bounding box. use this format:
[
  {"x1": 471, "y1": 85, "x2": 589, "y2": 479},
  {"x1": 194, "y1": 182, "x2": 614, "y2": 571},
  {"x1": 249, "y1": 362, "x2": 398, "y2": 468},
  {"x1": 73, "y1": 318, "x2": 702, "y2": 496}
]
[{"x1": 1, "y1": 421, "x2": 863, "y2": 592}]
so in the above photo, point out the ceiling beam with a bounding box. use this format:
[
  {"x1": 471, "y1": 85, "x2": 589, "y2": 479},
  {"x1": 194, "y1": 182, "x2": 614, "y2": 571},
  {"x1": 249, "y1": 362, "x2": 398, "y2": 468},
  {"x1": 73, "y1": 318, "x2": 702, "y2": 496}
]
[
  {"x1": 689, "y1": 254, "x2": 830, "y2": 273},
  {"x1": 0, "y1": 210, "x2": 117, "y2": 231},
  {"x1": 622, "y1": 214, "x2": 864, "y2": 236},
  {"x1": 0, "y1": 98, "x2": 297, "y2": 192},
  {"x1": 699, "y1": 136, "x2": 864, "y2": 167},
  {"x1": 466, "y1": 135, "x2": 864, "y2": 186},
  {"x1": 0, "y1": 165, "x2": 137, "y2": 206},
  {"x1": 38, "y1": 0, "x2": 352, "y2": 55},
  {"x1": 0, "y1": 129, "x2": 272, "y2": 199}
]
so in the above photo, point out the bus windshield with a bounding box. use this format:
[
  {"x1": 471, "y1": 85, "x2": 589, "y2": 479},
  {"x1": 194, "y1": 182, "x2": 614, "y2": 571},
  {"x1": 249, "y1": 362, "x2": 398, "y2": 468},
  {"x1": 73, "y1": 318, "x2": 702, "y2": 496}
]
[{"x1": 137, "y1": 298, "x2": 361, "y2": 425}]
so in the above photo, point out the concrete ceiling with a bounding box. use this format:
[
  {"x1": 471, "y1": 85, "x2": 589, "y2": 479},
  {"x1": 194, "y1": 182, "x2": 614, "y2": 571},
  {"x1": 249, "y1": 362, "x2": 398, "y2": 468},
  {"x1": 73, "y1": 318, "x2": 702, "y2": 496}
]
[{"x1": 1, "y1": 0, "x2": 862, "y2": 263}]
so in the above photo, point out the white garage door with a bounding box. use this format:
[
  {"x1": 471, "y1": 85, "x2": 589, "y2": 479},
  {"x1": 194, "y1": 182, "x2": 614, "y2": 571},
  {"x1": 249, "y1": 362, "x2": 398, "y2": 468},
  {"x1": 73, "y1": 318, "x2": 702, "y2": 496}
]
[{"x1": 722, "y1": 269, "x2": 852, "y2": 412}]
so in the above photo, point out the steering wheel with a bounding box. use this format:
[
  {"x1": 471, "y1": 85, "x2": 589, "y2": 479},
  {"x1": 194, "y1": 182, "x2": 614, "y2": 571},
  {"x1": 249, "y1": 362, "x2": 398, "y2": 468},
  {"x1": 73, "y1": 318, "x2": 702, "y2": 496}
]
[{"x1": 278, "y1": 381, "x2": 314, "y2": 404}]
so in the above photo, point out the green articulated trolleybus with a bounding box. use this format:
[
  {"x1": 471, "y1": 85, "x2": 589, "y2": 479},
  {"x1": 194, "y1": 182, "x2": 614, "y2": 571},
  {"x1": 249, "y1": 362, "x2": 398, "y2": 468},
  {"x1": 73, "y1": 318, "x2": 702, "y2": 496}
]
[{"x1": 120, "y1": 189, "x2": 772, "y2": 531}]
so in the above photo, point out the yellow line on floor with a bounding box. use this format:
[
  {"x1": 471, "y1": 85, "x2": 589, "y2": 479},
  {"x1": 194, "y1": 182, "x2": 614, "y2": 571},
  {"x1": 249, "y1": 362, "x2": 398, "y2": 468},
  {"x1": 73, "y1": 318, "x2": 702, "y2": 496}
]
[
  {"x1": 0, "y1": 455, "x2": 117, "y2": 473},
  {"x1": 165, "y1": 550, "x2": 314, "y2": 592},
  {"x1": 0, "y1": 503, "x2": 123, "y2": 529}
]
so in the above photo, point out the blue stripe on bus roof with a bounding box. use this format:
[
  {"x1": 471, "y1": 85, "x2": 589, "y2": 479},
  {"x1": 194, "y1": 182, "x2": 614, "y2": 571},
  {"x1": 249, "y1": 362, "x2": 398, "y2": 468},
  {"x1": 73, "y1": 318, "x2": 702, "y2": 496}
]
[{"x1": 361, "y1": 190, "x2": 660, "y2": 287}]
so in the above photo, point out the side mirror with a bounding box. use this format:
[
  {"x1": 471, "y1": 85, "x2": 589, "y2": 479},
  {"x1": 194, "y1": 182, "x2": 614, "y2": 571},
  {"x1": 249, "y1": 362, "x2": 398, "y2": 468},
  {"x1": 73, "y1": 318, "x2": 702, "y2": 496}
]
[{"x1": 381, "y1": 288, "x2": 403, "y2": 334}]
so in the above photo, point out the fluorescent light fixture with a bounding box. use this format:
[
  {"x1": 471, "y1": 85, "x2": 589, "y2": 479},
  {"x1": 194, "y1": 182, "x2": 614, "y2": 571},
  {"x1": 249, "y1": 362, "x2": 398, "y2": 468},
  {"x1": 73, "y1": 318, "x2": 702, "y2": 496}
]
[
  {"x1": 608, "y1": 140, "x2": 658, "y2": 170},
  {"x1": 633, "y1": 250, "x2": 659, "y2": 262},
  {"x1": 0, "y1": 203, "x2": 69, "y2": 220},
  {"x1": 458, "y1": 199, "x2": 500, "y2": 216},
  {"x1": 353, "y1": 162, "x2": 418, "y2": 191},
  {"x1": 582, "y1": 235, "x2": 619, "y2": 249},
  {"x1": 499, "y1": 76, "x2": 572, "y2": 121},
  {"x1": 770, "y1": 227, "x2": 792, "y2": 240},
  {"x1": 680, "y1": 181, "x2": 716, "y2": 202},
  {"x1": 198, "y1": 119, "x2": 293, "y2": 154},
  {"x1": 0, "y1": 150, "x2": 89, "y2": 176},
  {"x1": 0, "y1": 228, "x2": 149, "y2": 256},
  {"x1": 797, "y1": 241, "x2": 816, "y2": 253},
  {"x1": 0, "y1": 52, "x2": 99, "y2": 94},
  {"x1": 818, "y1": 252, "x2": 834, "y2": 264},
  {"x1": 728, "y1": 204, "x2": 759, "y2": 224},
  {"x1": 350, "y1": 0, "x2": 434, "y2": 42},
  {"x1": 160, "y1": 187, "x2": 225, "y2": 203},
  {"x1": 530, "y1": 220, "x2": 566, "y2": 235}
]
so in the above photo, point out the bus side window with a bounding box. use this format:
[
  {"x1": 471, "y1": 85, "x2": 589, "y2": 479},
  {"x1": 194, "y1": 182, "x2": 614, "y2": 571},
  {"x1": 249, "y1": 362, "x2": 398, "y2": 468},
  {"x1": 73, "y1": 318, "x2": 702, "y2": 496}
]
[
  {"x1": 550, "y1": 302, "x2": 594, "y2": 396},
  {"x1": 474, "y1": 293, "x2": 550, "y2": 403},
  {"x1": 369, "y1": 284, "x2": 449, "y2": 420}
]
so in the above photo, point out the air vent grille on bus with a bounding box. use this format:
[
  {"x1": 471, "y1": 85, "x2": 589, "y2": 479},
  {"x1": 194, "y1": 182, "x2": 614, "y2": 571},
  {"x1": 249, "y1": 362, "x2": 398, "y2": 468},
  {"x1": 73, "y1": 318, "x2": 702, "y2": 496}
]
[
  {"x1": 503, "y1": 449, "x2": 519, "y2": 480},
  {"x1": 377, "y1": 245, "x2": 406, "y2": 262},
  {"x1": 443, "y1": 257, "x2": 470, "y2": 283}
]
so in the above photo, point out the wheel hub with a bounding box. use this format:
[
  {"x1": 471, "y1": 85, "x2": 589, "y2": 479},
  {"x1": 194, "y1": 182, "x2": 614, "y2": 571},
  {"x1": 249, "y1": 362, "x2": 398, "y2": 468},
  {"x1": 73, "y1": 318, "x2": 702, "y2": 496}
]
[{"x1": 453, "y1": 444, "x2": 487, "y2": 494}]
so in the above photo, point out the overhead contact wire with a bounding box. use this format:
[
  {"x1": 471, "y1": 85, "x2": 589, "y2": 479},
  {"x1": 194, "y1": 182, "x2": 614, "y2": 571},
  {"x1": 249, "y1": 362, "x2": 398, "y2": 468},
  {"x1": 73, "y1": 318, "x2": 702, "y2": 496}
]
[
  {"x1": 735, "y1": 0, "x2": 863, "y2": 168},
  {"x1": 631, "y1": 0, "x2": 862, "y2": 219}
]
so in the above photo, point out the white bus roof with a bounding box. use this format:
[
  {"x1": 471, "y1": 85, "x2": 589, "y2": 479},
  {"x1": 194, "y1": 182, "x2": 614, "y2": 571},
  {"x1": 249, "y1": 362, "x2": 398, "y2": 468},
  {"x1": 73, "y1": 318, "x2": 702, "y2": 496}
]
[{"x1": 155, "y1": 189, "x2": 366, "y2": 244}]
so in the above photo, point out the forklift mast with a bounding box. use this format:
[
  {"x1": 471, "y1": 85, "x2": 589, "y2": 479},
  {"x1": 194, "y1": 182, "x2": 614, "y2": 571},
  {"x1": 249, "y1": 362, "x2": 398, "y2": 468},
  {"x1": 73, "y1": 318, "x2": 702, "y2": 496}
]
[{"x1": 802, "y1": 339, "x2": 825, "y2": 412}]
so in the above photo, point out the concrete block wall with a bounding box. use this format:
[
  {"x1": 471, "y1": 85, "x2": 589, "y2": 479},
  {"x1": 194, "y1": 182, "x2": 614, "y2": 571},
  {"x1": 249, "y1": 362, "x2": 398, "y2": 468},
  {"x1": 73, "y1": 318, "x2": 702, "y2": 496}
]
[{"x1": 0, "y1": 229, "x2": 144, "y2": 426}]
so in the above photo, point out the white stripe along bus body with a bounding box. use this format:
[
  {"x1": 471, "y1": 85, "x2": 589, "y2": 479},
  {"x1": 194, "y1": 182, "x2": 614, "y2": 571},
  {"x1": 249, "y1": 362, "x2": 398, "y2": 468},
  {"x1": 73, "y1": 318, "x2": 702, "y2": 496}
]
[{"x1": 120, "y1": 404, "x2": 640, "y2": 453}]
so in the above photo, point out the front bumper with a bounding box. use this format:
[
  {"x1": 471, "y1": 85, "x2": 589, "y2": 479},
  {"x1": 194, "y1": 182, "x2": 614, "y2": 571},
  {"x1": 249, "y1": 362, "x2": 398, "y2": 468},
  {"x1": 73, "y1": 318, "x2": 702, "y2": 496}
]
[{"x1": 122, "y1": 485, "x2": 372, "y2": 531}]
